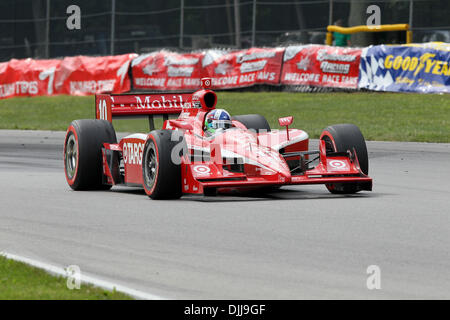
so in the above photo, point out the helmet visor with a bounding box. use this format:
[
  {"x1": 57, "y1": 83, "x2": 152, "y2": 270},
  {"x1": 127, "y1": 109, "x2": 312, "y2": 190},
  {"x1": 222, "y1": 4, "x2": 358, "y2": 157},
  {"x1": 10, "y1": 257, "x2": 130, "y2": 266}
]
[{"x1": 211, "y1": 120, "x2": 232, "y2": 130}]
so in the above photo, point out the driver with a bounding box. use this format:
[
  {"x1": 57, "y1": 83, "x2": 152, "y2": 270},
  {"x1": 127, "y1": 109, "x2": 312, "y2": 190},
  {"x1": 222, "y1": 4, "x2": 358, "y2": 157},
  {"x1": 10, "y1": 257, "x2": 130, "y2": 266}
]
[{"x1": 204, "y1": 109, "x2": 233, "y2": 136}]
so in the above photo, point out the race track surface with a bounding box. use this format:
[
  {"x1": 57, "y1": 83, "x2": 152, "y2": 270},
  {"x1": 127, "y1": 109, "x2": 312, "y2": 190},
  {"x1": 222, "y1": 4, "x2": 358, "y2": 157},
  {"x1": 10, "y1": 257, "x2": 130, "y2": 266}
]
[{"x1": 0, "y1": 130, "x2": 449, "y2": 299}]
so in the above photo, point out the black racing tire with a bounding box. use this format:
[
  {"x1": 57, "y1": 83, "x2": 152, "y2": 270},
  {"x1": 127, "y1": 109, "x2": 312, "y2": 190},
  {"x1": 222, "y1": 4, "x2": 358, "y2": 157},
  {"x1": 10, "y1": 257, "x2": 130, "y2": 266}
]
[
  {"x1": 142, "y1": 130, "x2": 184, "y2": 200},
  {"x1": 320, "y1": 124, "x2": 369, "y2": 194},
  {"x1": 232, "y1": 114, "x2": 271, "y2": 133},
  {"x1": 64, "y1": 119, "x2": 117, "y2": 190}
]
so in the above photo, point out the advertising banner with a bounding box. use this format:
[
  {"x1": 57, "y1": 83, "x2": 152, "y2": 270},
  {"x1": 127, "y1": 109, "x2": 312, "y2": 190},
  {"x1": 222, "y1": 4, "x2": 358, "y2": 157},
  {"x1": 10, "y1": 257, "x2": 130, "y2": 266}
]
[
  {"x1": 358, "y1": 43, "x2": 450, "y2": 93},
  {"x1": 55, "y1": 53, "x2": 137, "y2": 96},
  {"x1": 0, "y1": 58, "x2": 61, "y2": 99},
  {"x1": 131, "y1": 51, "x2": 205, "y2": 91},
  {"x1": 0, "y1": 54, "x2": 136, "y2": 99},
  {"x1": 202, "y1": 47, "x2": 285, "y2": 89},
  {"x1": 281, "y1": 45, "x2": 361, "y2": 88},
  {"x1": 1, "y1": 43, "x2": 449, "y2": 100}
]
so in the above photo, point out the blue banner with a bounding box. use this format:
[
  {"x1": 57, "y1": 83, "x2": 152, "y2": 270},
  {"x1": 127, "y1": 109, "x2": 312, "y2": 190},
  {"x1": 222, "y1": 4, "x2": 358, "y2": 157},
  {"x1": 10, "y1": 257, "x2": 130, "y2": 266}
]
[{"x1": 359, "y1": 42, "x2": 450, "y2": 93}]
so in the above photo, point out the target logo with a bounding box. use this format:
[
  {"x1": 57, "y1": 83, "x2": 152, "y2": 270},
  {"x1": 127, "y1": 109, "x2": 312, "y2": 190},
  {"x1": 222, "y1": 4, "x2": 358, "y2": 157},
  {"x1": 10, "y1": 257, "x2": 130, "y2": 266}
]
[
  {"x1": 328, "y1": 160, "x2": 348, "y2": 170},
  {"x1": 201, "y1": 77, "x2": 212, "y2": 88},
  {"x1": 193, "y1": 165, "x2": 211, "y2": 174}
]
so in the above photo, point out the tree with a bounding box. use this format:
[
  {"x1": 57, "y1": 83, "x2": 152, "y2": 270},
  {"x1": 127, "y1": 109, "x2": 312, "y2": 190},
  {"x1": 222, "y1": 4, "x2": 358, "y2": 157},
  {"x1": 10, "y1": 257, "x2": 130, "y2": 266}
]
[
  {"x1": 348, "y1": 0, "x2": 373, "y2": 46},
  {"x1": 31, "y1": 0, "x2": 47, "y2": 58},
  {"x1": 294, "y1": 1, "x2": 309, "y2": 43}
]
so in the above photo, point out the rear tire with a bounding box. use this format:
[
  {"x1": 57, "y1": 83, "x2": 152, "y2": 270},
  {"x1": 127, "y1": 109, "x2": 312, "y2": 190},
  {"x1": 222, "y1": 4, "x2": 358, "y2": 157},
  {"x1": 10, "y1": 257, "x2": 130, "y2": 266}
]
[
  {"x1": 142, "y1": 130, "x2": 184, "y2": 200},
  {"x1": 320, "y1": 124, "x2": 369, "y2": 194},
  {"x1": 64, "y1": 119, "x2": 117, "y2": 190},
  {"x1": 232, "y1": 114, "x2": 271, "y2": 133}
]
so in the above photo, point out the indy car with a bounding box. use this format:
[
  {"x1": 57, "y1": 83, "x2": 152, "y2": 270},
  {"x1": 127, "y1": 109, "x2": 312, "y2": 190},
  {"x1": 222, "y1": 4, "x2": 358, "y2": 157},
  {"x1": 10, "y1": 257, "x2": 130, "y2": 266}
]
[{"x1": 64, "y1": 78, "x2": 372, "y2": 199}]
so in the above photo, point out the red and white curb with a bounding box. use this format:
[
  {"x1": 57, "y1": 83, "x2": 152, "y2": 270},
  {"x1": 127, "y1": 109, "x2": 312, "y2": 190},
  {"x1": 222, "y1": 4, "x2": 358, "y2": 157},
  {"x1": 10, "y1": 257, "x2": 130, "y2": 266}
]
[{"x1": 1, "y1": 251, "x2": 165, "y2": 300}]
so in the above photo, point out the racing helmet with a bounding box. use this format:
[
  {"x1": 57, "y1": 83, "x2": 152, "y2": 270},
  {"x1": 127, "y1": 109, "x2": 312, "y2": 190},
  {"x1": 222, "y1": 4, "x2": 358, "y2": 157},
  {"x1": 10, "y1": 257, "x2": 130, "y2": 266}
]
[{"x1": 204, "y1": 109, "x2": 232, "y2": 134}]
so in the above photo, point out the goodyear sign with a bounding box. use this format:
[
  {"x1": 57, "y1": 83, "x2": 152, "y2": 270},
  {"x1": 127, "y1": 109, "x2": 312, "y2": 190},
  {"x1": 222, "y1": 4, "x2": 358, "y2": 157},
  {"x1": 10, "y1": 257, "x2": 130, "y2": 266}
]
[{"x1": 359, "y1": 43, "x2": 450, "y2": 93}]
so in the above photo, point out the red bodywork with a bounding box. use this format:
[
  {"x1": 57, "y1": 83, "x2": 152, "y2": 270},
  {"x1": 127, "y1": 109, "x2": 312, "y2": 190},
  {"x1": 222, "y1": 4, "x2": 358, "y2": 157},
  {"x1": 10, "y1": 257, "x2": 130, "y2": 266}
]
[{"x1": 95, "y1": 79, "x2": 372, "y2": 195}]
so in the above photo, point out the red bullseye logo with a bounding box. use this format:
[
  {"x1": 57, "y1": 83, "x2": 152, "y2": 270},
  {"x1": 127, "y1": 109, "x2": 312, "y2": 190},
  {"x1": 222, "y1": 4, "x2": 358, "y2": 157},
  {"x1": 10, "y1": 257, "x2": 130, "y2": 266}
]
[
  {"x1": 201, "y1": 78, "x2": 212, "y2": 89},
  {"x1": 193, "y1": 165, "x2": 211, "y2": 174},
  {"x1": 328, "y1": 160, "x2": 347, "y2": 170}
]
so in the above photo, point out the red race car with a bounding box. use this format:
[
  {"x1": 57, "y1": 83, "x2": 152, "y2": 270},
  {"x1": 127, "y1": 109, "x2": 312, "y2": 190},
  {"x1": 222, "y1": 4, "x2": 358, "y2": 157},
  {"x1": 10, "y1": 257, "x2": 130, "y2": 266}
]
[{"x1": 64, "y1": 78, "x2": 372, "y2": 199}]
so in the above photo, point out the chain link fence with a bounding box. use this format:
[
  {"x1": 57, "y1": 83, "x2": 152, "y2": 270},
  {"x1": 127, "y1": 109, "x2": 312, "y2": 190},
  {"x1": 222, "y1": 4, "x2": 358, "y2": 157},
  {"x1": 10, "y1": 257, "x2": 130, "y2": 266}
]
[{"x1": 1, "y1": 0, "x2": 449, "y2": 62}]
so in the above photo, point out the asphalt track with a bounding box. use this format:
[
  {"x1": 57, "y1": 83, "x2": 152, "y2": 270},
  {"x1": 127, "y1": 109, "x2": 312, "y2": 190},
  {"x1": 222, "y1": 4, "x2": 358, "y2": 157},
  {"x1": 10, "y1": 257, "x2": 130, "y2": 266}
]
[{"x1": 0, "y1": 129, "x2": 449, "y2": 299}]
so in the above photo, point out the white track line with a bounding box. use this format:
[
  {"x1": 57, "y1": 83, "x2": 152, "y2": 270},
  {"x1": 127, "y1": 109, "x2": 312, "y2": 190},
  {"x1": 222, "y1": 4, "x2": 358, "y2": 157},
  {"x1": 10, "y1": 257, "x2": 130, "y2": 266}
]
[{"x1": 1, "y1": 252, "x2": 165, "y2": 300}]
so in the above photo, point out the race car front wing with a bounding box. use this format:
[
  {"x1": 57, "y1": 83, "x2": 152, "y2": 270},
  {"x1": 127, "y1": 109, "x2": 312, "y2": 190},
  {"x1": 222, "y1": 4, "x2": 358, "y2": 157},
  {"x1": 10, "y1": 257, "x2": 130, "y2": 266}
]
[{"x1": 181, "y1": 140, "x2": 372, "y2": 194}]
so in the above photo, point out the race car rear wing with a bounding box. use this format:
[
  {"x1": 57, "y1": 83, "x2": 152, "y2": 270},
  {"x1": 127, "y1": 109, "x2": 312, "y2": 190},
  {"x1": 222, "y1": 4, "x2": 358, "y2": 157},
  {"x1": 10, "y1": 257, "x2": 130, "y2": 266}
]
[
  {"x1": 95, "y1": 93, "x2": 192, "y2": 130},
  {"x1": 95, "y1": 78, "x2": 216, "y2": 130}
]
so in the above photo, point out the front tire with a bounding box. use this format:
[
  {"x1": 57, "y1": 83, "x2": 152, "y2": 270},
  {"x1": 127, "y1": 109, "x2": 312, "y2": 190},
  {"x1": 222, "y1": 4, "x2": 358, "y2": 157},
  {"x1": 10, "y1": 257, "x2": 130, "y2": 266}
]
[
  {"x1": 142, "y1": 130, "x2": 184, "y2": 200},
  {"x1": 320, "y1": 124, "x2": 369, "y2": 194},
  {"x1": 64, "y1": 119, "x2": 117, "y2": 190}
]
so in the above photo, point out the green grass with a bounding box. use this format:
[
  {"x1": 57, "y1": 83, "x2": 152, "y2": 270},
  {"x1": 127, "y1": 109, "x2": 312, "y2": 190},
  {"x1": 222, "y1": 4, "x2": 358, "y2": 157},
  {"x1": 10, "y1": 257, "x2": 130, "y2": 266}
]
[
  {"x1": 0, "y1": 92, "x2": 448, "y2": 142},
  {"x1": 0, "y1": 256, "x2": 132, "y2": 300}
]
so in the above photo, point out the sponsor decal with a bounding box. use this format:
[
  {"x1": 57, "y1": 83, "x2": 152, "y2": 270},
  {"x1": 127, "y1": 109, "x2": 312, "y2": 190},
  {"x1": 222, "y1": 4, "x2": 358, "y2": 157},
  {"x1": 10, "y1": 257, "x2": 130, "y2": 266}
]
[
  {"x1": 281, "y1": 45, "x2": 361, "y2": 88},
  {"x1": 317, "y1": 49, "x2": 357, "y2": 62},
  {"x1": 69, "y1": 79, "x2": 116, "y2": 95},
  {"x1": 328, "y1": 159, "x2": 349, "y2": 170},
  {"x1": 191, "y1": 93, "x2": 202, "y2": 108},
  {"x1": 142, "y1": 63, "x2": 159, "y2": 76},
  {"x1": 193, "y1": 101, "x2": 201, "y2": 108},
  {"x1": 240, "y1": 60, "x2": 268, "y2": 73},
  {"x1": 320, "y1": 61, "x2": 350, "y2": 74},
  {"x1": 203, "y1": 48, "x2": 284, "y2": 89},
  {"x1": 134, "y1": 95, "x2": 185, "y2": 109},
  {"x1": 164, "y1": 56, "x2": 199, "y2": 66},
  {"x1": 359, "y1": 43, "x2": 450, "y2": 93},
  {"x1": 296, "y1": 57, "x2": 311, "y2": 71},
  {"x1": 278, "y1": 116, "x2": 293, "y2": 126},
  {"x1": 132, "y1": 51, "x2": 204, "y2": 90},
  {"x1": 202, "y1": 78, "x2": 211, "y2": 88},
  {"x1": 236, "y1": 50, "x2": 276, "y2": 63},
  {"x1": 167, "y1": 66, "x2": 194, "y2": 77},
  {"x1": 134, "y1": 77, "x2": 165, "y2": 87},
  {"x1": 57, "y1": 54, "x2": 136, "y2": 96},
  {"x1": 384, "y1": 53, "x2": 450, "y2": 77},
  {"x1": 0, "y1": 81, "x2": 38, "y2": 97},
  {"x1": 97, "y1": 98, "x2": 109, "y2": 120},
  {"x1": 123, "y1": 142, "x2": 145, "y2": 165},
  {"x1": 193, "y1": 165, "x2": 211, "y2": 175},
  {"x1": 0, "y1": 59, "x2": 61, "y2": 98},
  {"x1": 214, "y1": 62, "x2": 232, "y2": 75}
]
